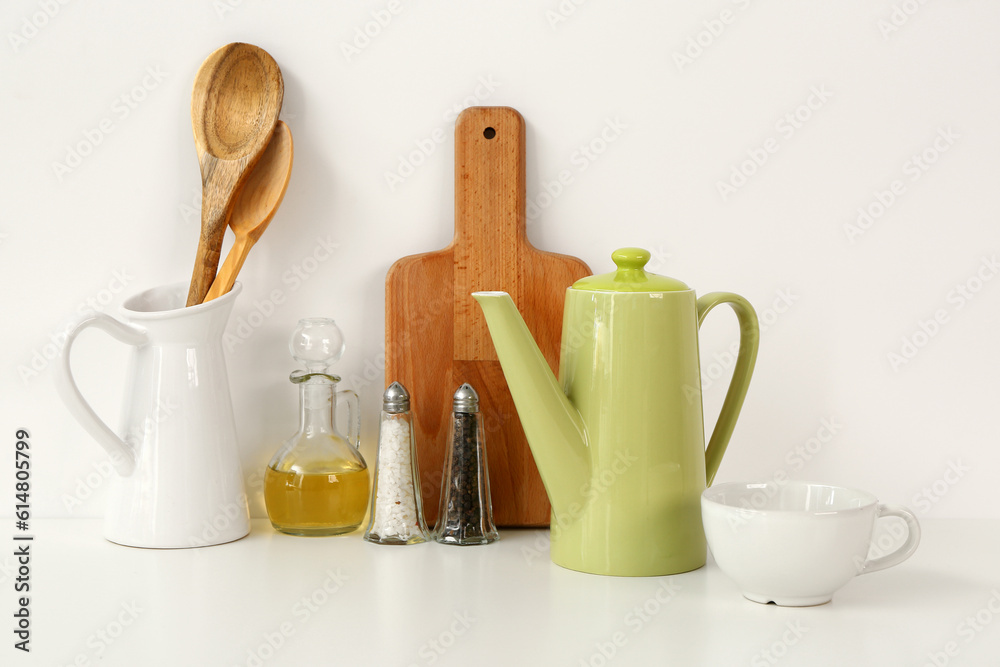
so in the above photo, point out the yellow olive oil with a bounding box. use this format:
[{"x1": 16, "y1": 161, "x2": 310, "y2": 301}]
[{"x1": 264, "y1": 464, "x2": 370, "y2": 536}]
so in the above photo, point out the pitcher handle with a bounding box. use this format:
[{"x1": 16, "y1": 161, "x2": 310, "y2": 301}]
[
  {"x1": 337, "y1": 389, "x2": 361, "y2": 450},
  {"x1": 55, "y1": 312, "x2": 147, "y2": 476},
  {"x1": 697, "y1": 292, "x2": 760, "y2": 485}
]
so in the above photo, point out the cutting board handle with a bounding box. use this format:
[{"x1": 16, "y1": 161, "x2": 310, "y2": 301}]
[
  {"x1": 454, "y1": 106, "x2": 527, "y2": 246},
  {"x1": 453, "y1": 107, "x2": 530, "y2": 362}
]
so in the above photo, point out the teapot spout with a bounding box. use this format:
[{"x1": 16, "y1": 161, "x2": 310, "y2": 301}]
[{"x1": 472, "y1": 291, "x2": 589, "y2": 517}]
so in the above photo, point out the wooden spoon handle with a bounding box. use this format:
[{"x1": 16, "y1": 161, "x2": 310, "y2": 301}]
[
  {"x1": 186, "y1": 157, "x2": 241, "y2": 306},
  {"x1": 204, "y1": 234, "x2": 252, "y2": 302},
  {"x1": 186, "y1": 240, "x2": 222, "y2": 306}
]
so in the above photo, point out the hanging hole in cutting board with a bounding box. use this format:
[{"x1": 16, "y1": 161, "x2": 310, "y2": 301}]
[{"x1": 483, "y1": 127, "x2": 496, "y2": 139}]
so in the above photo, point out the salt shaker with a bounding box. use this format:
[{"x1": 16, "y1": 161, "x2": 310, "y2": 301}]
[
  {"x1": 434, "y1": 383, "x2": 499, "y2": 546},
  {"x1": 364, "y1": 382, "x2": 430, "y2": 545}
]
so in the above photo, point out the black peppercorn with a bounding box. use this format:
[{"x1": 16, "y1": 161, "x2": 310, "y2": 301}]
[{"x1": 434, "y1": 384, "x2": 499, "y2": 545}]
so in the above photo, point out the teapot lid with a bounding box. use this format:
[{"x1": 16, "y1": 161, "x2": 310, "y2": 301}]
[{"x1": 572, "y1": 248, "x2": 690, "y2": 292}]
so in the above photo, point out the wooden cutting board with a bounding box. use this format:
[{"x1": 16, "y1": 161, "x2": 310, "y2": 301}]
[{"x1": 385, "y1": 107, "x2": 591, "y2": 527}]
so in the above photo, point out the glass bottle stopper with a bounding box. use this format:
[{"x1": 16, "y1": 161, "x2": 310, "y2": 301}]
[{"x1": 289, "y1": 318, "x2": 345, "y2": 378}]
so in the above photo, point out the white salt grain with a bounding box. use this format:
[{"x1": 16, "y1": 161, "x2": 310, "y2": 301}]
[{"x1": 370, "y1": 415, "x2": 420, "y2": 539}]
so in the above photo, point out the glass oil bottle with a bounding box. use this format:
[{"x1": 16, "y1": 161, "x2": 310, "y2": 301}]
[{"x1": 264, "y1": 318, "x2": 369, "y2": 536}]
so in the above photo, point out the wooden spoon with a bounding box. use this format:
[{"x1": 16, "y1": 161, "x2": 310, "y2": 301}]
[
  {"x1": 186, "y1": 42, "x2": 283, "y2": 306},
  {"x1": 204, "y1": 121, "x2": 293, "y2": 302}
]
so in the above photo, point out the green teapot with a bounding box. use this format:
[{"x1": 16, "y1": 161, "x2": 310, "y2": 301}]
[{"x1": 473, "y1": 248, "x2": 759, "y2": 576}]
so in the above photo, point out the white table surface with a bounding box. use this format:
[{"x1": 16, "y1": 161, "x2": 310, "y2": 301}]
[{"x1": 5, "y1": 518, "x2": 998, "y2": 666}]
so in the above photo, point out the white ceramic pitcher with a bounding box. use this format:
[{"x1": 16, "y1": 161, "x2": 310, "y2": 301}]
[{"x1": 56, "y1": 282, "x2": 250, "y2": 548}]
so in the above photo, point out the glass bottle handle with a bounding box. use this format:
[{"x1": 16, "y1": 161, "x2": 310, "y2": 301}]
[{"x1": 337, "y1": 389, "x2": 361, "y2": 449}]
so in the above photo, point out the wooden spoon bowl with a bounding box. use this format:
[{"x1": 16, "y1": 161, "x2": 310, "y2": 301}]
[{"x1": 204, "y1": 121, "x2": 294, "y2": 302}]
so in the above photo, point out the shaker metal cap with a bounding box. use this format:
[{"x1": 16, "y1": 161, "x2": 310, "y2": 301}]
[
  {"x1": 453, "y1": 383, "x2": 480, "y2": 413},
  {"x1": 383, "y1": 382, "x2": 410, "y2": 413}
]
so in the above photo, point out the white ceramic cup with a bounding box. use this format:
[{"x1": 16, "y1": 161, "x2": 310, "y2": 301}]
[{"x1": 701, "y1": 481, "x2": 920, "y2": 606}]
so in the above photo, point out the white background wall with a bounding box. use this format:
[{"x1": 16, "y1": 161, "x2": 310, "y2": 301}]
[{"x1": 2, "y1": 0, "x2": 997, "y2": 520}]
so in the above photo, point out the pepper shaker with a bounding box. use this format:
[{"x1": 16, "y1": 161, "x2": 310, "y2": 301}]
[
  {"x1": 434, "y1": 383, "x2": 499, "y2": 545},
  {"x1": 364, "y1": 382, "x2": 430, "y2": 545}
]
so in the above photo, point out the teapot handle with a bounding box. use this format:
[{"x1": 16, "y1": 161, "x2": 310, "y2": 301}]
[
  {"x1": 55, "y1": 313, "x2": 147, "y2": 476},
  {"x1": 697, "y1": 293, "x2": 759, "y2": 485}
]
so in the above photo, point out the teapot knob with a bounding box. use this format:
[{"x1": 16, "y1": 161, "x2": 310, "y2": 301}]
[{"x1": 611, "y1": 247, "x2": 651, "y2": 271}]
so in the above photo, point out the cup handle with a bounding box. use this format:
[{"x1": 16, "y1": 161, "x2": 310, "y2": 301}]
[
  {"x1": 55, "y1": 312, "x2": 147, "y2": 476},
  {"x1": 337, "y1": 389, "x2": 361, "y2": 450},
  {"x1": 697, "y1": 292, "x2": 760, "y2": 485},
  {"x1": 859, "y1": 504, "x2": 921, "y2": 575}
]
